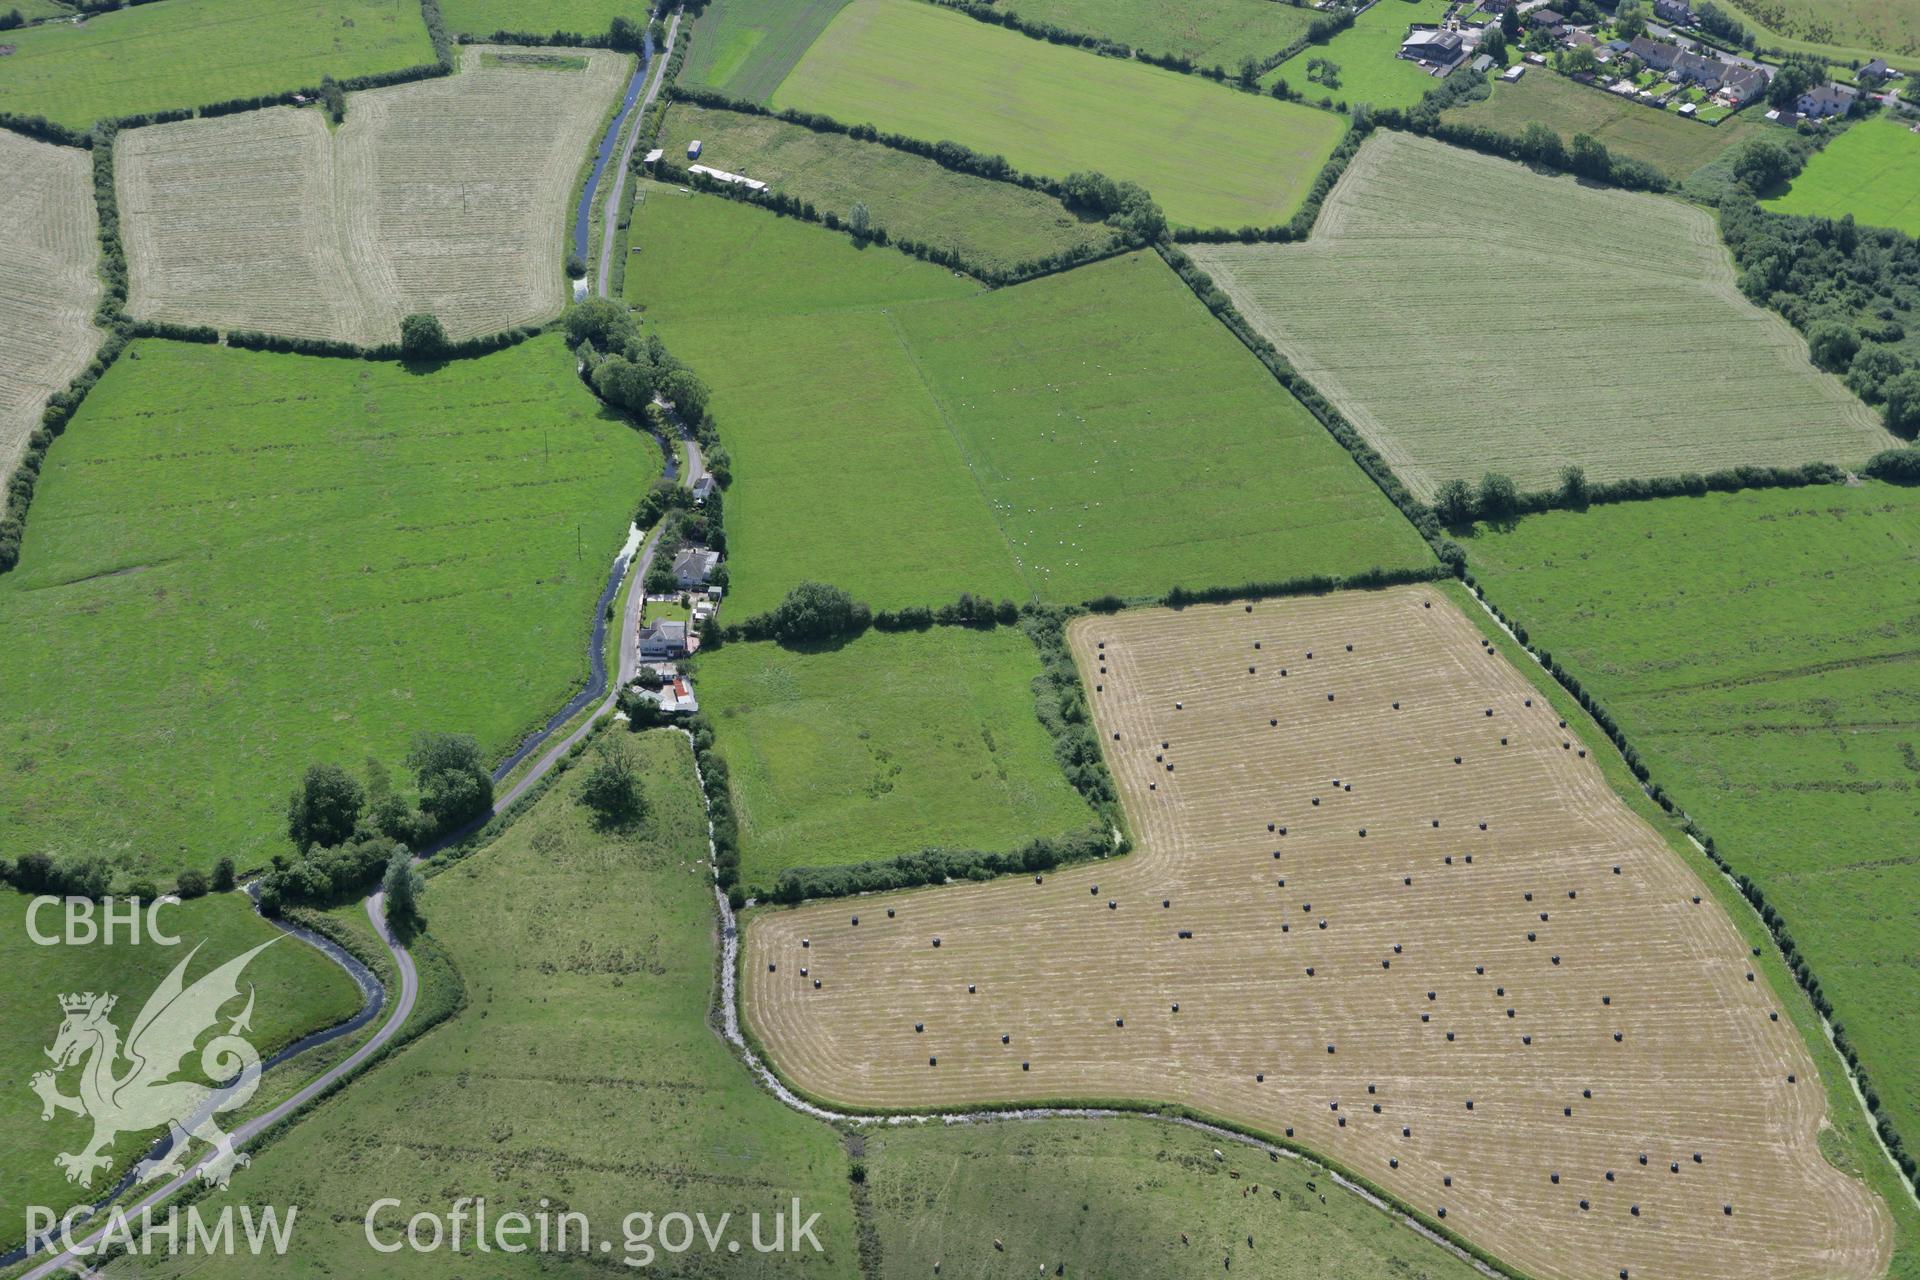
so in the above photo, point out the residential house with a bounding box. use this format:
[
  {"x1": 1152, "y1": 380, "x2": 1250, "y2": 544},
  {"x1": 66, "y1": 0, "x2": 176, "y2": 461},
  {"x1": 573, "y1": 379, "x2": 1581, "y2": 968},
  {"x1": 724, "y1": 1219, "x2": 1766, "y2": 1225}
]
[
  {"x1": 1627, "y1": 35, "x2": 1682, "y2": 70},
  {"x1": 1400, "y1": 27, "x2": 1467, "y2": 66},
  {"x1": 1672, "y1": 49, "x2": 1726, "y2": 89},
  {"x1": 1529, "y1": 8, "x2": 1565, "y2": 27},
  {"x1": 1796, "y1": 82, "x2": 1857, "y2": 117},
  {"x1": 1652, "y1": 0, "x2": 1695, "y2": 24},
  {"x1": 672, "y1": 546, "x2": 720, "y2": 589},
  {"x1": 638, "y1": 619, "x2": 688, "y2": 661},
  {"x1": 1860, "y1": 58, "x2": 1891, "y2": 83},
  {"x1": 1719, "y1": 63, "x2": 1769, "y2": 104},
  {"x1": 691, "y1": 474, "x2": 717, "y2": 504},
  {"x1": 1479, "y1": 0, "x2": 1518, "y2": 12}
]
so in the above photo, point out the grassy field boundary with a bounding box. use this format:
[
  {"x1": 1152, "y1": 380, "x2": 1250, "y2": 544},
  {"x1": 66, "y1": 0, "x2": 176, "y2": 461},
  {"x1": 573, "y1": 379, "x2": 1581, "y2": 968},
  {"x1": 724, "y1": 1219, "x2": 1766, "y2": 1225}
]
[
  {"x1": 1457, "y1": 570, "x2": 1920, "y2": 1213},
  {"x1": 1, "y1": 0, "x2": 455, "y2": 142},
  {"x1": 663, "y1": 86, "x2": 1153, "y2": 283}
]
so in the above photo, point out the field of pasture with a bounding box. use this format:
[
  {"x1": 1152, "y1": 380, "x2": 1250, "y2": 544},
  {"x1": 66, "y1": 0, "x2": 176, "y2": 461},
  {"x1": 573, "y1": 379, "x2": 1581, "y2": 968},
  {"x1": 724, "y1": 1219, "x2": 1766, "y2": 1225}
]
[
  {"x1": 696, "y1": 627, "x2": 1095, "y2": 890},
  {"x1": 629, "y1": 188, "x2": 1431, "y2": 614},
  {"x1": 1192, "y1": 131, "x2": 1892, "y2": 500},
  {"x1": 0, "y1": 0, "x2": 435, "y2": 128},
  {"x1": 0, "y1": 130, "x2": 98, "y2": 482},
  {"x1": 1464, "y1": 482, "x2": 1920, "y2": 1177},
  {"x1": 1267, "y1": 0, "x2": 1450, "y2": 110},
  {"x1": 117, "y1": 46, "x2": 626, "y2": 345},
  {"x1": 993, "y1": 0, "x2": 1317, "y2": 66},
  {"x1": 0, "y1": 335, "x2": 653, "y2": 879},
  {"x1": 1765, "y1": 115, "x2": 1920, "y2": 236},
  {"x1": 743, "y1": 585, "x2": 1892, "y2": 1280},
  {"x1": 1444, "y1": 69, "x2": 1765, "y2": 184},
  {"x1": 99, "y1": 733, "x2": 865, "y2": 1279},
  {"x1": 658, "y1": 104, "x2": 1119, "y2": 275},
  {"x1": 1722, "y1": 0, "x2": 1920, "y2": 58},
  {"x1": 767, "y1": 0, "x2": 1347, "y2": 229},
  {"x1": 865, "y1": 1116, "x2": 1484, "y2": 1279},
  {"x1": 677, "y1": 0, "x2": 853, "y2": 103},
  {"x1": 0, "y1": 890, "x2": 363, "y2": 1246},
  {"x1": 439, "y1": 0, "x2": 646, "y2": 38}
]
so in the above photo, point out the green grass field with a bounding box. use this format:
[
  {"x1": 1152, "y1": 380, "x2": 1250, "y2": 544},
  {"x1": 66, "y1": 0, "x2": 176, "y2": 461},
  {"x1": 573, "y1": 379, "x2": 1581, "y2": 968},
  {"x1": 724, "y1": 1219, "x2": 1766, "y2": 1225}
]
[
  {"x1": 1, "y1": 890, "x2": 363, "y2": 1241},
  {"x1": 1444, "y1": 64, "x2": 1765, "y2": 183},
  {"x1": 696, "y1": 627, "x2": 1095, "y2": 888},
  {"x1": 105, "y1": 732, "x2": 865, "y2": 1278},
  {"x1": 629, "y1": 187, "x2": 1432, "y2": 614},
  {"x1": 865, "y1": 1117, "x2": 1485, "y2": 1279},
  {"x1": 440, "y1": 0, "x2": 645, "y2": 38},
  {"x1": 994, "y1": 0, "x2": 1317, "y2": 66},
  {"x1": 768, "y1": 0, "x2": 1347, "y2": 229},
  {"x1": 659, "y1": 103, "x2": 1119, "y2": 275},
  {"x1": 1463, "y1": 483, "x2": 1920, "y2": 1173},
  {"x1": 1766, "y1": 116, "x2": 1920, "y2": 236},
  {"x1": 1192, "y1": 131, "x2": 1893, "y2": 500},
  {"x1": 0, "y1": 336, "x2": 653, "y2": 880},
  {"x1": 677, "y1": 0, "x2": 853, "y2": 103},
  {"x1": 1267, "y1": 0, "x2": 1450, "y2": 111},
  {"x1": 0, "y1": 0, "x2": 436, "y2": 128},
  {"x1": 1717, "y1": 0, "x2": 1920, "y2": 59}
]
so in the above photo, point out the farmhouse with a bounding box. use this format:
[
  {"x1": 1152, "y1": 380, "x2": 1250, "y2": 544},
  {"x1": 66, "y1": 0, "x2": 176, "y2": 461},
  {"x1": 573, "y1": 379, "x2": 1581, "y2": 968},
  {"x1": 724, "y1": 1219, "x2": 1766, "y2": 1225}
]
[
  {"x1": 1796, "y1": 82, "x2": 1857, "y2": 117},
  {"x1": 672, "y1": 545, "x2": 720, "y2": 588},
  {"x1": 1399, "y1": 27, "x2": 1467, "y2": 67},
  {"x1": 637, "y1": 619, "x2": 688, "y2": 661}
]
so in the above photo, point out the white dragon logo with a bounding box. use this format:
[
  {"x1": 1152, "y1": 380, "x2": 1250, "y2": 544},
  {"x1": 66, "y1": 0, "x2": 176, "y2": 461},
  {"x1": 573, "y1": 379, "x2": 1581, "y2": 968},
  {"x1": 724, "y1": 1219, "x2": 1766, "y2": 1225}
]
[{"x1": 30, "y1": 940, "x2": 273, "y2": 1191}]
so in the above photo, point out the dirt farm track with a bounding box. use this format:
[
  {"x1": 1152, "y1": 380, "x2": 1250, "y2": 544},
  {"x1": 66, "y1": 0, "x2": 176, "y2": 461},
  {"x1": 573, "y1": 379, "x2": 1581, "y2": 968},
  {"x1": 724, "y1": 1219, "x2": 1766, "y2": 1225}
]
[{"x1": 743, "y1": 586, "x2": 1890, "y2": 1280}]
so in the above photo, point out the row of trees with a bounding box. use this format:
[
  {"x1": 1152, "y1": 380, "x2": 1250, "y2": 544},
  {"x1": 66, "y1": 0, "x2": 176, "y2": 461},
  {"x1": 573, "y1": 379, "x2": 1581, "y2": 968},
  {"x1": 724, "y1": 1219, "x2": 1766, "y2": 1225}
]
[
  {"x1": 1432, "y1": 460, "x2": 1849, "y2": 527},
  {"x1": 1, "y1": 852, "x2": 236, "y2": 902}
]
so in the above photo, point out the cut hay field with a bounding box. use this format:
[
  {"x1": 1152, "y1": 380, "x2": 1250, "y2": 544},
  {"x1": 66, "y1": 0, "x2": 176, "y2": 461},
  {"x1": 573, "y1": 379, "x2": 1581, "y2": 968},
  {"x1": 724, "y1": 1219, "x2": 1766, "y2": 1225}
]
[
  {"x1": 992, "y1": 0, "x2": 1317, "y2": 66},
  {"x1": 742, "y1": 585, "x2": 1892, "y2": 1280},
  {"x1": 865, "y1": 1116, "x2": 1484, "y2": 1279},
  {"x1": 1443, "y1": 66, "x2": 1765, "y2": 183},
  {"x1": 678, "y1": 0, "x2": 853, "y2": 104},
  {"x1": 696, "y1": 627, "x2": 1095, "y2": 890},
  {"x1": 0, "y1": 0, "x2": 435, "y2": 128},
  {"x1": 1464, "y1": 483, "x2": 1920, "y2": 1184},
  {"x1": 658, "y1": 103, "x2": 1120, "y2": 275},
  {"x1": 103, "y1": 732, "x2": 865, "y2": 1279},
  {"x1": 116, "y1": 45, "x2": 627, "y2": 345},
  {"x1": 1267, "y1": 0, "x2": 1450, "y2": 111},
  {"x1": 767, "y1": 0, "x2": 1348, "y2": 229},
  {"x1": 1765, "y1": 115, "x2": 1920, "y2": 236},
  {"x1": 0, "y1": 130, "x2": 99, "y2": 483},
  {"x1": 0, "y1": 335, "x2": 653, "y2": 879},
  {"x1": 440, "y1": 0, "x2": 646, "y2": 38},
  {"x1": 1, "y1": 890, "x2": 363, "y2": 1242},
  {"x1": 629, "y1": 188, "x2": 1432, "y2": 615},
  {"x1": 1191, "y1": 131, "x2": 1893, "y2": 501}
]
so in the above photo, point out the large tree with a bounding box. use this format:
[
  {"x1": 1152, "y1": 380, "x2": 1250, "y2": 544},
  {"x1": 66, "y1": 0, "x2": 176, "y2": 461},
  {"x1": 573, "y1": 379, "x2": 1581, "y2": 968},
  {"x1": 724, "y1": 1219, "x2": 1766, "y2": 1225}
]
[
  {"x1": 406, "y1": 732, "x2": 493, "y2": 835},
  {"x1": 287, "y1": 762, "x2": 365, "y2": 853}
]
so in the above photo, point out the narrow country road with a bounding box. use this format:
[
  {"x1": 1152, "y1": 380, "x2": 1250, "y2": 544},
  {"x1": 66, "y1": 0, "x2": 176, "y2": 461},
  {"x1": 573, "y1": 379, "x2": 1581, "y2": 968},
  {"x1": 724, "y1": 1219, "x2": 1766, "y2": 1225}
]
[{"x1": 596, "y1": 9, "x2": 681, "y2": 301}]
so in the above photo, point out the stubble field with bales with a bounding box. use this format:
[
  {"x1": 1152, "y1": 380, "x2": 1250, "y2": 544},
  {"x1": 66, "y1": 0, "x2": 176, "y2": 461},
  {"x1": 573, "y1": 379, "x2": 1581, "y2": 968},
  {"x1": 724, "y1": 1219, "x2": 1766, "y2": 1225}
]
[
  {"x1": 1192, "y1": 132, "x2": 1893, "y2": 500},
  {"x1": 630, "y1": 188, "x2": 1433, "y2": 616},
  {"x1": 0, "y1": 335, "x2": 652, "y2": 879},
  {"x1": 743, "y1": 585, "x2": 1890, "y2": 1280},
  {"x1": 0, "y1": 129, "x2": 99, "y2": 483},
  {"x1": 1464, "y1": 483, "x2": 1920, "y2": 1180},
  {"x1": 0, "y1": 0, "x2": 437, "y2": 128},
  {"x1": 766, "y1": 0, "x2": 1348, "y2": 230},
  {"x1": 116, "y1": 47, "x2": 626, "y2": 345}
]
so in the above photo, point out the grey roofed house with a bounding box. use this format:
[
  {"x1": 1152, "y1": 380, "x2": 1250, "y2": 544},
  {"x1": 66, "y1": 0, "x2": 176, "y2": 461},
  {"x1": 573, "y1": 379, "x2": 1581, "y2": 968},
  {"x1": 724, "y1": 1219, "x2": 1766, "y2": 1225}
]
[
  {"x1": 1627, "y1": 34, "x2": 1681, "y2": 69},
  {"x1": 1796, "y1": 82, "x2": 1857, "y2": 116},
  {"x1": 1672, "y1": 50, "x2": 1726, "y2": 88},
  {"x1": 691, "y1": 474, "x2": 717, "y2": 503},
  {"x1": 672, "y1": 545, "x2": 720, "y2": 587},
  {"x1": 1400, "y1": 27, "x2": 1466, "y2": 64},
  {"x1": 1720, "y1": 64, "x2": 1769, "y2": 101},
  {"x1": 1472, "y1": 52, "x2": 1495, "y2": 71},
  {"x1": 1861, "y1": 58, "x2": 1891, "y2": 80},
  {"x1": 638, "y1": 619, "x2": 688, "y2": 660},
  {"x1": 1528, "y1": 8, "x2": 1565, "y2": 27},
  {"x1": 1652, "y1": 0, "x2": 1695, "y2": 23}
]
